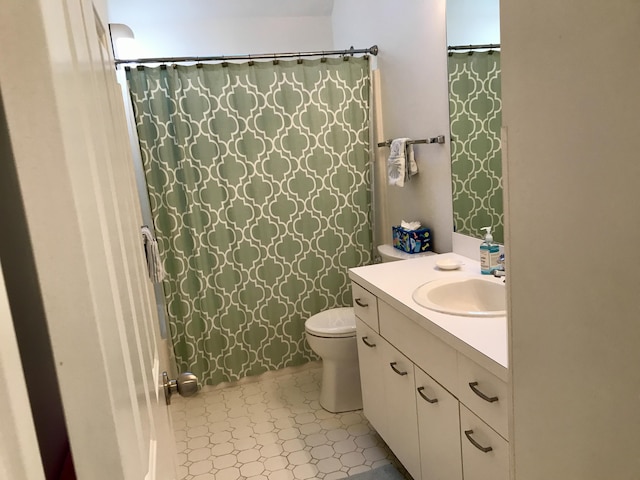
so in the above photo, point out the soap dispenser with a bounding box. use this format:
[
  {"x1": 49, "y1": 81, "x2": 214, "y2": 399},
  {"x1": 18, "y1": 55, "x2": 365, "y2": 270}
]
[{"x1": 480, "y1": 226, "x2": 499, "y2": 274}]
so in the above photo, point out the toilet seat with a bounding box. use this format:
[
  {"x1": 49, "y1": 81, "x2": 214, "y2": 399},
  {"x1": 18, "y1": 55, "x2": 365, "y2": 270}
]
[{"x1": 305, "y1": 307, "x2": 356, "y2": 338}]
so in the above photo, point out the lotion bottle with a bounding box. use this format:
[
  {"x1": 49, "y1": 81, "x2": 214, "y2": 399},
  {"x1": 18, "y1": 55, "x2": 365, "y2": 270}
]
[{"x1": 480, "y1": 227, "x2": 499, "y2": 274}]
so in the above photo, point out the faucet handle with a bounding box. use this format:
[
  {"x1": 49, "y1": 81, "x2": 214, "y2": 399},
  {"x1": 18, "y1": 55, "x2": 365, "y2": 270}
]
[{"x1": 493, "y1": 253, "x2": 506, "y2": 278}]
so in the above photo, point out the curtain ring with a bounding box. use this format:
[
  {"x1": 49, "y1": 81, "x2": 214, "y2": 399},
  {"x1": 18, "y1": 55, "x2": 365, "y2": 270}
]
[
  {"x1": 321, "y1": 51, "x2": 327, "y2": 63},
  {"x1": 297, "y1": 53, "x2": 303, "y2": 64},
  {"x1": 273, "y1": 55, "x2": 279, "y2": 65},
  {"x1": 160, "y1": 64, "x2": 167, "y2": 70},
  {"x1": 248, "y1": 54, "x2": 254, "y2": 66}
]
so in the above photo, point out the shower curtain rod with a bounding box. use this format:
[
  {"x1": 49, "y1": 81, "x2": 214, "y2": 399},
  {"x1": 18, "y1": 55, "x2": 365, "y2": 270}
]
[
  {"x1": 115, "y1": 45, "x2": 379, "y2": 66},
  {"x1": 448, "y1": 43, "x2": 500, "y2": 51}
]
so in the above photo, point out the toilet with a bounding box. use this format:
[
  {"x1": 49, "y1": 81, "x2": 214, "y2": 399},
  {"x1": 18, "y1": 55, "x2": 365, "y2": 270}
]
[
  {"x1": 305, "y1": 307, "x2": 361, "y2": 413},
  {"x1": 305, "y1": 244, "x2": 435, "y2": 413}
]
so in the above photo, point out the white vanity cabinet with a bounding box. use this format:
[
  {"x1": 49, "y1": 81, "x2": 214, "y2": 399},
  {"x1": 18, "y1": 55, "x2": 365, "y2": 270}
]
[
  {"x1": 351, "y1": 280, "x2": 509, "y2": 480},
  {"x1": 356, "y1": 317, "x2": 421, "y2": 480},
  {"x1": 352, "y1": 282, "x2": 379, "y2": 330},
  {"x1": 380, "y1": 340, "x2": 420, "y2": 479},
  {"x1": 355, "y1": 319, "x2": 388, "y2": 440},
  {"x1": 459, "y1": 406, "x2": 509, "y2": 480},
  {"x1": 415, "y1": 367, "x2": 463, "y2": 480},
  {"x1": 457, "y1": 354, "x2": 508, "y2": 439}
]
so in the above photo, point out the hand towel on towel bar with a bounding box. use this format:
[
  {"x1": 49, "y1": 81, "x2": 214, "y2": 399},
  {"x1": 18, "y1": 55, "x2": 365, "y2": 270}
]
[
  {"x1": 141, "y1": 226, "x2": 166, "y2": 283},
  {"x1": 387, "y1": 138, "x2": 417, "y2": 187}
]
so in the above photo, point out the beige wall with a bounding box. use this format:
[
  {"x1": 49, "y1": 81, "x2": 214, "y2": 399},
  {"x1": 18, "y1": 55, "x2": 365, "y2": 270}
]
[
  {"x1": 94, "y1": 0, "x2": 108, "y2": 25},
  {"x1": 503, "y1": 1, "x2": 640, "y2": 477}
]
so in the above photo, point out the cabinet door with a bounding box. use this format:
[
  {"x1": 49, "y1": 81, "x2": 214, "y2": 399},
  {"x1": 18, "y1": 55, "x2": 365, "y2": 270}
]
[
  {"x1": 415, "y1": 368, "x2": 463, "y2": 480},
  {"x1": 356, "y1": 319, "x2": 388, "y2": 439},
  {"x1": 381, "y1": 341, "x2": 421, "y2": 480},
  {"x1": 460, "y1": 405, "x2": 509, "y2": 480}
]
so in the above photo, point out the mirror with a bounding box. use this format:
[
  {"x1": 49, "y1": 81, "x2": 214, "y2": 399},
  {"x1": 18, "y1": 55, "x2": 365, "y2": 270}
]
[{"x1": 446, "y1": 0, "x2": 503, "y2": 243}]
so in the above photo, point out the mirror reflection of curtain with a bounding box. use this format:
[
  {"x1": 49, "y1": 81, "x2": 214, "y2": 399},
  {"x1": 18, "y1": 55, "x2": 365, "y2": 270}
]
[
  {"x1": 448, "y1": 51, "x2": 503, "y2": 243},
  {"x1": 126, "y1": 58, "x2": 372, "y2": 385}
]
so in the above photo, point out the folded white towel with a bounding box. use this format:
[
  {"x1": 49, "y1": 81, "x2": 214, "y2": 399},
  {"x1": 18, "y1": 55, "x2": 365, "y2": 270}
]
[
  {"x1": 387, "y1": 138, "x2": 418, "y2": 187},
  {"x1": 141, "y1": 226, "x2": 166, "y2": 283}
]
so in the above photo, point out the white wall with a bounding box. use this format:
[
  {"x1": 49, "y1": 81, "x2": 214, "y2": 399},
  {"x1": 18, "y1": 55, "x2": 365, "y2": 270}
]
[
  {"x1": 332, "y1": 0, "x2": 453, "y2": 253},
  {"x1": 502, "y1": 1, "x2": 640, "y2": 478},
  {"x1": 107, "y1": 0, "x2": 334, "y2": 58}
]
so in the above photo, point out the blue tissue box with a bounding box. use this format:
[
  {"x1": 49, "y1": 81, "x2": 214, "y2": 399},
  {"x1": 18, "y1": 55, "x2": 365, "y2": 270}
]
[{"x1": 392, "y1": 226, "x2": 432, "y2": 254}]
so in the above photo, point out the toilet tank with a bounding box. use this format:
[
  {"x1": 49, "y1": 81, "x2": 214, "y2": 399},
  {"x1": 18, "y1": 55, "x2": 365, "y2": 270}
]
[{"x1": 377, "y1": 244, "x2": 435, "y2": 262}]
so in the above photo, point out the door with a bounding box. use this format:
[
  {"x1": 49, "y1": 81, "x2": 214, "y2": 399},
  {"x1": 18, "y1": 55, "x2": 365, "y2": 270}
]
[
  {"x1": 0, "y1": 1, "x2": 177, "y2": 479},
  {"x1": 0, "y1": 261, "x2": 46, "y2": 480}
]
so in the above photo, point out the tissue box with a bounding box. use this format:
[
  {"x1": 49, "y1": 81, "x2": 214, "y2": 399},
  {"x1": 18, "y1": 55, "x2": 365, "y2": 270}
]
[{"x1": 392, "y1": 226, "x2": 432, "y2": 254}]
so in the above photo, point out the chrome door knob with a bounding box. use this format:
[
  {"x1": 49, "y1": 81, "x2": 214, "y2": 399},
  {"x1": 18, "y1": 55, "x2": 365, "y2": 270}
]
[{"x1": 162, "y1": 371, "x2": 199, "y2": 405}]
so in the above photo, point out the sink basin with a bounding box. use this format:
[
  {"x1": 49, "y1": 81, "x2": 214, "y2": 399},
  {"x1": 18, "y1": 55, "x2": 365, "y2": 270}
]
[{"x1": 412, "y1": 276, "x2": 506, "y2": 317}]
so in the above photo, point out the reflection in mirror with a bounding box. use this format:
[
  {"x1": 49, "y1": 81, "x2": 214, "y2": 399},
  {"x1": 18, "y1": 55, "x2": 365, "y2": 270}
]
[{"x1": 446, "y1": 0, "x2": 503, "y2": 244}]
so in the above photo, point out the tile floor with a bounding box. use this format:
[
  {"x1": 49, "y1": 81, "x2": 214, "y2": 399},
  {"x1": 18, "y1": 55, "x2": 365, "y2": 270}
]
[{"x1": 171, "y1": 361, "x2": 402, "y2": 480}]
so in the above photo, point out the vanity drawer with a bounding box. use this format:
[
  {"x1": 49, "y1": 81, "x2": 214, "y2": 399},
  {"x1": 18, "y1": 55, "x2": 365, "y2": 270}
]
[
  {"x1": 457, "y1": 353, "x2": 508, "y2": 439},
  {"x1": 459, "y1": 405, "x2": 509, "y2": 480},
  {"x1": 351, "y1": 282, "x2": 379, "y2": 331},
  {"x1": 379, "y1": 300, "x2": 458, "y2": 395}
]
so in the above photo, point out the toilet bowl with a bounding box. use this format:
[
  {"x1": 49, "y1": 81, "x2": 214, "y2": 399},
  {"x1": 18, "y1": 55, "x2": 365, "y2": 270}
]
[
  {"x1": 306, "y1": 245, "x2": 434, "y2": 413},
  {"x1": 305, "y1": 307, "x2": 362, "y2": 413}
]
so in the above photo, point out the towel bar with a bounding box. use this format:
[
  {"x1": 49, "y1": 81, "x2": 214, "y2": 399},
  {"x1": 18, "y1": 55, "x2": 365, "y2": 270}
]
[{"x1": 377, "y1": 135, "x2": 445, "y2": 147}]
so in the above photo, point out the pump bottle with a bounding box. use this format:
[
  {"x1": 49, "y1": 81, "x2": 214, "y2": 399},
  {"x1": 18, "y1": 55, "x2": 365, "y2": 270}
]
[{"x1": 480, "y1": 227, "x2": 499, "y2": 274}]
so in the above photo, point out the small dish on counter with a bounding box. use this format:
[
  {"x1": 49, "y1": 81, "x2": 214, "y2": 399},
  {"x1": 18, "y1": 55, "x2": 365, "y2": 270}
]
[{"x1": 435, "y1": 257, "x2": 464, "y2": 270}]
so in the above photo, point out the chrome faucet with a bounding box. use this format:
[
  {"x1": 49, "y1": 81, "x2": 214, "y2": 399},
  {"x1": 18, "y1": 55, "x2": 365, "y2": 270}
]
[{"x1": 493, "y1": 253, "x2": 506, "y2": 281}]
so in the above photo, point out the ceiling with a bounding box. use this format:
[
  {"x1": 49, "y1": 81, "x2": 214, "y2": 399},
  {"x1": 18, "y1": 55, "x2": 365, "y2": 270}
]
[{"x1": 108, "y1": 0, "x2": 335, "y2": 20}]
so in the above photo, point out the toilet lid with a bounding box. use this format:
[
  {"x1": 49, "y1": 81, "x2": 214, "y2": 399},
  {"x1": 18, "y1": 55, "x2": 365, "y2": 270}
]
[{"x1": 305, "y1": 307, "x2": 356, "y2": 338}]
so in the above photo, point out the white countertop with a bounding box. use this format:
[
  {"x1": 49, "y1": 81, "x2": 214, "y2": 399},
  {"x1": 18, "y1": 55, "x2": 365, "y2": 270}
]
[{"x1": 349, "y1": 253, "x2": 508, "y2": 381}]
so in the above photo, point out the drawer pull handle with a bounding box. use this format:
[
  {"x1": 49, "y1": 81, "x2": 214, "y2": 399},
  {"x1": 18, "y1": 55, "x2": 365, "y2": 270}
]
[
  {"x1": 417, "y1": 386, "x2": 438, "y2": 404},
  {"x1": 361, "y1": 336, "x2": 376, "y2": 348},
  {"x1": 469, "y1": 381, "x2": 499, "y2": 403},
  {"x1": 389, "y1": 362, "x2": 408, "y2": 376},
  {"x1": 464, "y1": 429, "x2": 493, "y2": 453},
  {"x1": 355, "y1": 298, "x2": 369, "y2": 308}
]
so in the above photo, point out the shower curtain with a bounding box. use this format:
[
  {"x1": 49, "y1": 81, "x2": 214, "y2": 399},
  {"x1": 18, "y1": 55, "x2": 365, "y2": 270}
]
[
  {"x1": 126, "y1": 57, "x2": 371, "y2": 385},
  {"x1": 448, "y1": 51, "x2": 503, "y2": 243}
]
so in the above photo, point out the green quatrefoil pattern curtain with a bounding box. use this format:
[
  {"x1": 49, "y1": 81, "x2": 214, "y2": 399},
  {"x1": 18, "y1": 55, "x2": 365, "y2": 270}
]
[
  {"x1": 448, "y1": 51, "x2": 503, "y2": 244},
  {"x1": 126, "y1": 58, "x2": 371, "y2": 385}
]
